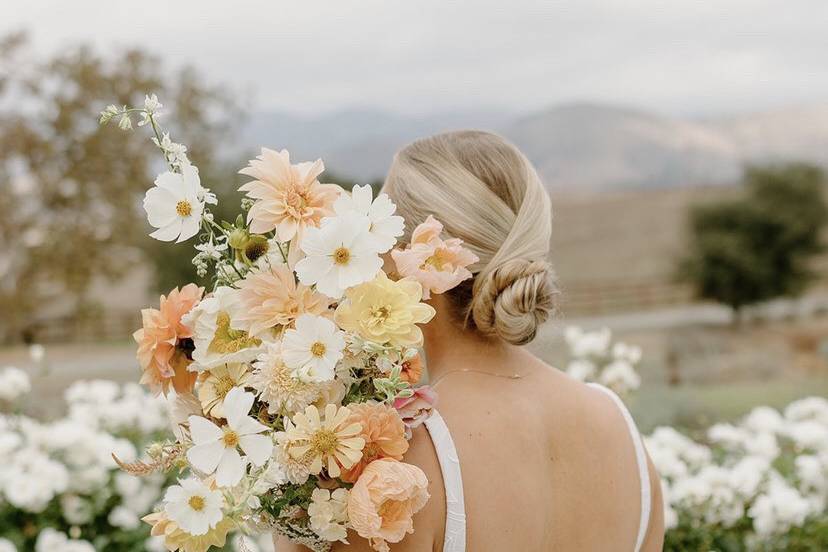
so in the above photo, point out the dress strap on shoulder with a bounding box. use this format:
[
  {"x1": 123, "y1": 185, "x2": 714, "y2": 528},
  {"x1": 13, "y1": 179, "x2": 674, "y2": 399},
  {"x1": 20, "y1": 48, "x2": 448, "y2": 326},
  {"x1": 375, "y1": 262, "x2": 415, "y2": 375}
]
[
  {"x1": 424, "y1": 409, "x2": 467, "y2": 552},
  {"x1": 587, "y1": 383, "x2": 651, "y2": 552}
]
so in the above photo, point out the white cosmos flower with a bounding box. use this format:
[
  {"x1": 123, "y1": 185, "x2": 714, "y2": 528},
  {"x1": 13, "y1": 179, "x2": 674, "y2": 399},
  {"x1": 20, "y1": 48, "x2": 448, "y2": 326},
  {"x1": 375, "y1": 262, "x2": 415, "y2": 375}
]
[
  {"x1": 281, "y1": 314, "x2": 345, "y2": 383},
  {"x1": 163, "y1": 477, "x2": 225, "y2": 536},
  {"x1": 186, "y1": 387, "x2": 273, "y2": 487},
  {"x1": 333, "y1": 185, "x2": 404, "y2": 253},
  {"x1": 296, "y1": 212, "x2": 382, "y2": 299},
  {"x1": 143, "y1": 164, "x2": 207, "y2": 243}
]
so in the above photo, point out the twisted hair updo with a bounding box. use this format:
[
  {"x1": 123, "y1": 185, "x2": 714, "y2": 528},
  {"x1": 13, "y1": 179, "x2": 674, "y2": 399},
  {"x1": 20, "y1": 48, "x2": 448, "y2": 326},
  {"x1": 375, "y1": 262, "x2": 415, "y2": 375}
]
[{"x1": 384, "y1": 130, "x2": 557, "y2": 345}]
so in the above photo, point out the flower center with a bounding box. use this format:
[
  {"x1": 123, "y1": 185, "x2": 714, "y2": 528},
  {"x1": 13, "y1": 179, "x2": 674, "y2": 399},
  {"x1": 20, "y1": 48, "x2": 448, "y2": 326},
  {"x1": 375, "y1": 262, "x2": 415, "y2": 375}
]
[
  {"x1": 370, "y1": 306, "x2": 391, "y2": 321},
  {"x1": 176, "y1": 200, "x2": 193, "y2": 217},
  {"x1": 310, "y1": 429, "x2": 339, "y2": 454},
  {"x1": 223, "y1": 429, "x2": 239, "y2": 448},
  {"x1": 188, "y1": 495, "x2": 206, "y2": 512},
  {"x1": 214, "y1": 375, "x2": 236, "y2": 398},
  {"x1": 286, "y1": 189, "x2": 310, "y2": 212},
  {"x1": 208, "y1": 311, "x2": 262, "y2": 354},
  {"x1": 332, "y1": 247, "x2": 351, "y2": 265},
  {"x1": 363, "y1": 442, "x2": 381, "y2": 461},
  {"x1": 310, "y1": 341, "x2": 327, "y2": 357}
]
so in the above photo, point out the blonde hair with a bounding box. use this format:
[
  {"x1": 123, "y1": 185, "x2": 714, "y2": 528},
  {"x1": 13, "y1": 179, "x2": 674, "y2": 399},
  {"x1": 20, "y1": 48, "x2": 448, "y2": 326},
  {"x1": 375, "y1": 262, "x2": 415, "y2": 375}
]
[{"x1": 384, "y1": 130, "x2": 557, "y2": 345}]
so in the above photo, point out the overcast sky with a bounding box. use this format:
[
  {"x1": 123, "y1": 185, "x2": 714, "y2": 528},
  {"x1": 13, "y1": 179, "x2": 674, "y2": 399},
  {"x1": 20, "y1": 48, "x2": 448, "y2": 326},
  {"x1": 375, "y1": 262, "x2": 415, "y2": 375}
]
[{"x1": 3, "y1": 1, "x2": 828, "y2": 117}]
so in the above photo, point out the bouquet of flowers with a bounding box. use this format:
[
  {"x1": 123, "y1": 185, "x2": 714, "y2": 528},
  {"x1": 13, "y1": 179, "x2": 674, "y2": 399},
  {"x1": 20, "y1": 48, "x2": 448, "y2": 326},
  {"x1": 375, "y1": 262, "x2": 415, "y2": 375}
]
[{"x1": 100, "y1": 96, "x2": 477, "y2": 552}]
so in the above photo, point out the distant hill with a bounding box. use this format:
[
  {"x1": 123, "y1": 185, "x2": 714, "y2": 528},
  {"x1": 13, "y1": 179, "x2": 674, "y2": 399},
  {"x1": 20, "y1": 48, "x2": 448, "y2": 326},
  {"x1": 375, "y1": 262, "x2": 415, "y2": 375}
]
[{"x1": 241, "y1": 102, "x2": 828, "y2": 191}]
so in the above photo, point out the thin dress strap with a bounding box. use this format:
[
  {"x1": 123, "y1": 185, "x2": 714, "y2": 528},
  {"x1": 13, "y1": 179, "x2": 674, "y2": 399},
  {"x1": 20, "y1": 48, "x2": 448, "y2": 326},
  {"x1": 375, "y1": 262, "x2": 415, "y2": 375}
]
[
  {"x1": 587, "y1": 383, "x2": 651, "y2": 552},
  {"x1": 424, "y1": 410, "x2": 467, "y2": 552}
]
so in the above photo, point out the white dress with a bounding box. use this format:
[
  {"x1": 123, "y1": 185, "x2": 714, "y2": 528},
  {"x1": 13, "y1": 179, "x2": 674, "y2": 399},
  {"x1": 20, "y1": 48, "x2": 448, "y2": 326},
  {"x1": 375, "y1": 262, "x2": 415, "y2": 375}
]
[{"x1": 423, "y1": 383, "x2": 652, "y2": 552}]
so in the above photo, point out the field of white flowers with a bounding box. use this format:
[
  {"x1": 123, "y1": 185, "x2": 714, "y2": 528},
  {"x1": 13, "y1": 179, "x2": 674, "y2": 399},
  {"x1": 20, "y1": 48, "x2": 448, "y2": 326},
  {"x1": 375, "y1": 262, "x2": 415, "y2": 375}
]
[{"x1": 0, "y1": 328, "x2": 825, "y2": 551}]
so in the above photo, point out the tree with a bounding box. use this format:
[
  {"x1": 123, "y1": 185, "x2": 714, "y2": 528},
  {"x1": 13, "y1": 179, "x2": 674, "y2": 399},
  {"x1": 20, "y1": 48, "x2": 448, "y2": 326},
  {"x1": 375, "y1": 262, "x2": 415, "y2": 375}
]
[
  {"x1": 0, "y1": 32, "x2": 242, "y2": 342},
  {"x1": 680, "y1": 163, "x2": 828, "y2": 319}
]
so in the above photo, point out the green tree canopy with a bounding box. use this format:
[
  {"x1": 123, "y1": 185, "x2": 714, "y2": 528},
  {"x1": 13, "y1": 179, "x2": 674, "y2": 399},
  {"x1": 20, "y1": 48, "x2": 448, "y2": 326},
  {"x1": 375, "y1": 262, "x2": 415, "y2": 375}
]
[
  {"x1": 0, "y1": 32, "x2": 242, "y2": 342},
  {"x1": 680, "y1": 163, "x2": 828, "y2": 316}
]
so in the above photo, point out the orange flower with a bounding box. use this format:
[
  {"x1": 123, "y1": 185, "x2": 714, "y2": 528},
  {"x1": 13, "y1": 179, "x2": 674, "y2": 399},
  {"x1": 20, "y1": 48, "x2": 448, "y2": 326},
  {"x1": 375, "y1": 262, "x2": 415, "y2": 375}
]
[
  {"x1": 238, "y1": 148, "x2": 341, "y2": 262},
  {"x1": 234, "y1": 264, "x2": 331, "y2": 336},
  {"x1": 399, "y1": 354, "x2": 423, "y2": 385},
  {"x1": 134, "y1": 284, "x2": 203, "y2": 396},
  {"x1": 347, "y1": 458, "x2": 430, "y2": 552},
  {"x1": 341, "y1": 404, "x2": 409, "y2": 483},
  {"x1": 391, "y1": 215, "x2": 478, "y2": 299}
]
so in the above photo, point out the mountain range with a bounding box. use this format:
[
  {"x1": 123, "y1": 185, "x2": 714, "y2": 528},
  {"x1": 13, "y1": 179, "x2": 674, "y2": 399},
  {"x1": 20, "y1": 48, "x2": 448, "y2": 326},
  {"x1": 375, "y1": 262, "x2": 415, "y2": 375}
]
[{"x1": 241, "y1": 102, "x2": 828, "y2": 192}]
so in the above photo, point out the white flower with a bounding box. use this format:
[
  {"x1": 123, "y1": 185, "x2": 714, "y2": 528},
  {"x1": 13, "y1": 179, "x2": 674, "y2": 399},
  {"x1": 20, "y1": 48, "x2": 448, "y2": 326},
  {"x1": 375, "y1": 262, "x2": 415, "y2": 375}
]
[
  {"x1": 785, "y1": 420, "x2": 828, "y2": 452},
  {"x1": 334, "y1": 185, "x2": 404, "y2": 253},
  {"x1": 28, "y1": 344, "x2": 45, "y2": 363},
  {"x1": 186, "y1": 387, "x2": 273, "y2": 487},
  {"x1": 163, "y1": 477, "x2": 225, "y2": 536},
  {"x1": 564, "y1": 326, "x2": 611, "y2": 358},
  {"x1": 785, "y1": 397, "x2": 828, "y2": 425},
  {"x1": 35, "y1": 529, "x2": 95, "y2": 552},
  {"x1": 138, "y1": 93, "x2": 163, "y2": 126},
  {"x1": 184, "y1": 286, "x2": 264, "y2": 370},
  {"x1": 0, "y1": 367, "x2": 31, "y2": 401},
  {"x1": 195, "y1": 235, "x2": 228, "y2": 261},
  {"x1": 599, "y1": 359, "x2": 641, "y2": 394},
  {"x1": 99, "y1": 104, "x2": 120, "y2": 124},
  {"x1": 118, "y1": 113, "x2": 133, "y2": 130},
  {"x1": 152, "y1": 132, "x2": 191, "y2": 169},
  {"x1": 611, "y1": 342, "x2": 642, "y2": 364},
  {"x1": 281, "y1": 314, "x2": 345, "y2": 383},
  {"x1": 296, "y1": 212, "x2": 383, "y2": 299},
  {"x1": 565, "y1": 359, "x2": 595, "y2": 382},
  {"x1": 795, "y1": 454, "x2": 827, "y2": 495},
  {"x1": 143, "y1": 164, "x2": 206, "y2": 242},
  {"x1": 108, "y1": 504, "x2": 140, "y2": 529},
  {"x1": 742, "y1": 406, "x2": 785, "y2": 434},
  {"x1": 748, "y1": 476, "x2": 812, "y2": 537},
  {"x1": 308, "y1": 487, "x2": 350, "y2": 542},
  {"x1": 0, "y1": 538, "x2": 15, "y2": 552}
]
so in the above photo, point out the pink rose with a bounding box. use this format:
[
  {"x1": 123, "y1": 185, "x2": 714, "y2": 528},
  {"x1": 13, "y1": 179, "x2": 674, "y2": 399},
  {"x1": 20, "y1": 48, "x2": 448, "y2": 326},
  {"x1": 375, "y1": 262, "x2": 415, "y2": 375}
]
[
  {"x1": 393, "y1": 386, "x2": 437, "y2": 430},
  {"x1": 347, "y1": 458, "x2": 430, "y2": 552},
  {"x1": 391, "y1": 216, "x2": 478, "y2": 299}
]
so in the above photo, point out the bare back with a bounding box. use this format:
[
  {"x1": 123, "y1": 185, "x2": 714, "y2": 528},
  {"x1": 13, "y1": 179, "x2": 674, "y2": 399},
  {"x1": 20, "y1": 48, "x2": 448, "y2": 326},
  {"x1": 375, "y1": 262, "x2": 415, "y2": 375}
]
[
  {"x1": 277, "y1": 347, "x2": 664, "y2": 552},
  {"x1": 415, "y1": 351, "x2": 664, "y2": 551}
]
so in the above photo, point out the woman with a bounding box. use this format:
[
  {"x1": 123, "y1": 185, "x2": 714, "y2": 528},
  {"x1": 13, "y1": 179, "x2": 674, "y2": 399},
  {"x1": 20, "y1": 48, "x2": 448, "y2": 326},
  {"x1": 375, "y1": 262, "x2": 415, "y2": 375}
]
[{"x1": 277, "y1": 131, "x2": 664, "y2": 551}]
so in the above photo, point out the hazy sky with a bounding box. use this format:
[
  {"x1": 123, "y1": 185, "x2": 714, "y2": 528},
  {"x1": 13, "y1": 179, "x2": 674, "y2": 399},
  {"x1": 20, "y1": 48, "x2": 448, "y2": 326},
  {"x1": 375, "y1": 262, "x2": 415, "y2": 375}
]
[{"x1": 3, "y1": 0, "x2": 828, "y2": 117}]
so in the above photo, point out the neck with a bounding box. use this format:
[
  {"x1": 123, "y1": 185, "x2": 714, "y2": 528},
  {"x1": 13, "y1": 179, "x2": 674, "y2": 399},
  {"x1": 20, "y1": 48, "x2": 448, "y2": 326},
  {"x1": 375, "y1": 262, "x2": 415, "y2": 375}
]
[{"x1": 421, "y1": 298, "x2": 515, "y2": 383}]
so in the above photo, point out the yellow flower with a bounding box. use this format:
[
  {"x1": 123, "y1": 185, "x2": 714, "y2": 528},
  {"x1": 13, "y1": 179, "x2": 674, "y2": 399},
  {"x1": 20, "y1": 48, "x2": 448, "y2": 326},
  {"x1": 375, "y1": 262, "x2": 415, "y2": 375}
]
[
  {"x1": 197, "y1": 363, "x2": 250, "y2": 418},
  {"x1": 143, "y1": 510, "x2": 234, "y2": 552},
  {"x1": 335, "y1": 271, "x2": 436, "y2": 347},
  {"x1": 284, "y1": 404, "x2": 365, "y2": 478}
]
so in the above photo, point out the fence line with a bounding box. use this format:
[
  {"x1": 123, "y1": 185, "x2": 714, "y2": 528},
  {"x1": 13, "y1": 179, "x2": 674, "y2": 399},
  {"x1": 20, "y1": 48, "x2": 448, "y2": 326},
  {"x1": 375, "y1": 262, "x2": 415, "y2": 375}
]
[
  {"x1": 7, "y1": 279, "x2": 694, "y2": 344},
  {"x1": 560, "y1": 280, "x2": 693, "y2": 316}
]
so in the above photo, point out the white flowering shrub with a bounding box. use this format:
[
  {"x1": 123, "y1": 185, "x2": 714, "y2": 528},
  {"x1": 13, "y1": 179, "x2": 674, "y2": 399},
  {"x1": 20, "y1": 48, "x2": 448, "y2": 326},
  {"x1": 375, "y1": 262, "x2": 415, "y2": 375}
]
[
  {"x1": 650, "y1": 397, "x2": 828, "y2": 551},
  {"x1": 0, "y1": 370, "x2": 170, "y2": 551},
  {"x1": 563, "y1": 326, "x2": 642, "y2": 395}
]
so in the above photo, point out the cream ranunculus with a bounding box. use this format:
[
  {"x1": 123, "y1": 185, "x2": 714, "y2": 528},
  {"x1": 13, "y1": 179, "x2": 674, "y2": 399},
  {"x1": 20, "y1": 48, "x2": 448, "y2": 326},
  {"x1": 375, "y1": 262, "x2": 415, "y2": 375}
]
[
  {"x1": 184, "y1": 287, "x2": 263, "y2": 371},
  {"x1": 334, "y1": 271, "x2": 436, "y2": 348}
]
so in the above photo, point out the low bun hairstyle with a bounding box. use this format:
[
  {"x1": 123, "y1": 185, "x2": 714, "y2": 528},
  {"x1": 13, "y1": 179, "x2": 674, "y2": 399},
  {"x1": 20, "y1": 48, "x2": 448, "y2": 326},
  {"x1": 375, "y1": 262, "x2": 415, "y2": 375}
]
[{"x1": 383, "y1": 130, "x2": 557, "y2": 345}]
